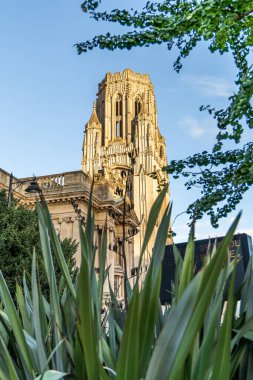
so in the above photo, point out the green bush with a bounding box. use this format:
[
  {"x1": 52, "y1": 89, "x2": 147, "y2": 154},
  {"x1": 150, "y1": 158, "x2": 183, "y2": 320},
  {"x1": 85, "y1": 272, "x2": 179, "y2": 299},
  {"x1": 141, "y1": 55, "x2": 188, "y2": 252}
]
[
  {"x1": 0, "y1": 190, "x2": 77, "y2": 298},
  {"x1": 0, "y1": 187, "x2": 251, "y2": 379}
]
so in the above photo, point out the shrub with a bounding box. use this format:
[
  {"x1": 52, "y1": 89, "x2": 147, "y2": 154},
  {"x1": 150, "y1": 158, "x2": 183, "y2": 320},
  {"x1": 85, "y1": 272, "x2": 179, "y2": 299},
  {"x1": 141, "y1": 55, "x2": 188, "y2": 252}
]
[
  {"x1": 0, "y1": 188, "x2": 251, "y2": 379},
  {"x1": 0, "y1": 190, "x2": 77, "y2": 298}
]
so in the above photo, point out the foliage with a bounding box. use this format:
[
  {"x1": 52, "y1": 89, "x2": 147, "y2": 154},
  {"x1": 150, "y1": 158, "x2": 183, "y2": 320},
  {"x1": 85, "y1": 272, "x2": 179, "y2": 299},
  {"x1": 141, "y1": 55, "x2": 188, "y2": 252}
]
[
  {"x1": 0, "y1": 190, "x2": 253, "y2": 378},
  {"x1": 0, "y1": 190, "x2": 41, "y2": 296},
  {"x1": 76, "y1": 0, "x2": 253, "y2": 226},
  {"x1": 0, "y1": 190, "x2": 77, "y2": 297},
  {"x1": 58, "y1": 238, "x2": 78, "y2": 279}
]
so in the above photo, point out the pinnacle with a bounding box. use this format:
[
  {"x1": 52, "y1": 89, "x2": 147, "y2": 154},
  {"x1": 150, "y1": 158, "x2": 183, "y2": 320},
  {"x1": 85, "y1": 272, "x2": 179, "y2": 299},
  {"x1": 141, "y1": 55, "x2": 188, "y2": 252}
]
[{"x1": 88, "y1": 102, "x2": 101, "y2": 125}]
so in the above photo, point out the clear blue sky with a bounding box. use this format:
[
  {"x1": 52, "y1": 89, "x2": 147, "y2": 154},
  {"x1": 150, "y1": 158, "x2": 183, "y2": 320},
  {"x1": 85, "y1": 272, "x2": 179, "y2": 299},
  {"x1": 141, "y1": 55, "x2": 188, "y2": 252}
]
[{"x1": 0, "y1": 0, "x2": 252, "y2": 242}]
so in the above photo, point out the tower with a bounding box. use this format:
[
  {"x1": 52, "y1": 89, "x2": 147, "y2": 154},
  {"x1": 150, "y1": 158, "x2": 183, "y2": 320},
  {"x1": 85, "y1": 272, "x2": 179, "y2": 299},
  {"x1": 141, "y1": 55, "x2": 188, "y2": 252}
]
[
  {"x1": 82, "y1": 69, "x2": 169, "y2": 273},
  {"x1": 0, "y1": 69, "x2": 170, "y2": 301}
]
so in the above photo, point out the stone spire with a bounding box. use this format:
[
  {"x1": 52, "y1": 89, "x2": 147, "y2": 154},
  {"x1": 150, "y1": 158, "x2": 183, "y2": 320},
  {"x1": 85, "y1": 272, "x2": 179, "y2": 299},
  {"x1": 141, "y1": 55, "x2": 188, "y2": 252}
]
[
  {"x1": 82, "y1": 102, "x2": 102, "y2": 175},
  {"x1": 87, "y1": 102, "x2": 100, "y2": 126}
]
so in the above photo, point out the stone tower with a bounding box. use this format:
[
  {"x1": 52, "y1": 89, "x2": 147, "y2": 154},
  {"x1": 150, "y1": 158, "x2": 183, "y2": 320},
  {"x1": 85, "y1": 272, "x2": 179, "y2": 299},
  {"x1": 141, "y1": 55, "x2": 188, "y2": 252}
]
[
  {"x1": 82, "y1": 69, "x2": 169, "y2": 272},
  {"x1": 0, "y1": 69, "x2": 170, "y2": 298}
]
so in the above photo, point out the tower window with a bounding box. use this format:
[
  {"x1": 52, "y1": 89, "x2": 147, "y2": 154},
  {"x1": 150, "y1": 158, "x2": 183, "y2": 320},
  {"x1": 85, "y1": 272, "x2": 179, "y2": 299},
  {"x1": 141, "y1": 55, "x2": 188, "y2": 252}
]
[
  {"x1": 116, "y1": 96, "x2": 122, "y2": 117},
  {"x1": 116, "y1": 121, "x2": 122, "y2": 138},
  {"x1": 135, "y1": 99, "x2": 142, "y2": 116},
  {"x1": 115, "y1": 95, "x2": 123, "y2": 138}
]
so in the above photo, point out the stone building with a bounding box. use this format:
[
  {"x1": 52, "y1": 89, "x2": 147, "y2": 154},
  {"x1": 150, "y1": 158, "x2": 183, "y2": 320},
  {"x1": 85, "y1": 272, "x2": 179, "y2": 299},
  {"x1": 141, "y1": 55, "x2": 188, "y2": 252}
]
[{"x1": 0, "y1": 69, "x2": 169, "y2": 299}]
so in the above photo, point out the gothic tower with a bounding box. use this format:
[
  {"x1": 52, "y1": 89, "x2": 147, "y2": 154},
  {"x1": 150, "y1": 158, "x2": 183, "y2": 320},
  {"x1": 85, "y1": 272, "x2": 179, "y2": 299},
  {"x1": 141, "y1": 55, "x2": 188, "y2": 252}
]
[{"x1": 82, "y1": 69, "x2": 169, "y2": 271}]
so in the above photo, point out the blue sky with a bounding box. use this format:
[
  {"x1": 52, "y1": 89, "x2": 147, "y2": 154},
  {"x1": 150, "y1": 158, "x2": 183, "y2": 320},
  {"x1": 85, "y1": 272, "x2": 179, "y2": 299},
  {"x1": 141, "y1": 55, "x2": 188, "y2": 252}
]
[{"x1": 0, "y1": 0, "x2": 252, "y2": 242}]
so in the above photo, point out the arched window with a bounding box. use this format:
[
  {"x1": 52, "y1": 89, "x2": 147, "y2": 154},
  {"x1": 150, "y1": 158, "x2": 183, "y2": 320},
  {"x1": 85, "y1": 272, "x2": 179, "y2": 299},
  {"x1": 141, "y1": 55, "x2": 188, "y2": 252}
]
[
  {"x1": 131, "y1": 97, "x2": 141, "y2": 141},
  {"x1": 116, "y1": 121, "x2": 122, "y2": 138},
  {"x1": 135, "y1": 98, "x2": 142, "y2": 116},
  {"x1": 115, "y1": 95, "x2": 123, "y2": 138},
  {"x1": 116, "y1": 95, "x2": 122, "y2": 117}
]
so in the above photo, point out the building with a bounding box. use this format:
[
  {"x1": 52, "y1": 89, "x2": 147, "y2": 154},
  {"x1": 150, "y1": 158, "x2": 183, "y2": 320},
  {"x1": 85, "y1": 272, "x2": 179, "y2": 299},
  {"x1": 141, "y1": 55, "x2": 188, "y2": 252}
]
[
  {"x1": 160, "y1": 233, "x2": 253, "y2": 304},
  {"x1": 0, "y1": 69, "x2": 169, "y2": 299}
]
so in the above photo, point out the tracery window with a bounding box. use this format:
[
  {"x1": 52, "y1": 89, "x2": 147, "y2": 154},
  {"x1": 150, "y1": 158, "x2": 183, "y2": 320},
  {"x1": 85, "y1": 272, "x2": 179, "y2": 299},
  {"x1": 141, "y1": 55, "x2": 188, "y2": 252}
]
[
  {"x1": 116, "y1": 121, "x2": 122, "y2": 138},
  {"x1": 114, "y1": 275, "x2": 123, "y2": 298},
  {"x1": 134, "y1": 98, "x2": 142, "y2": 116},
  {"x1": 115, "y1": 95, "x2": 123, "y2": 138},
  {"x1": 116, "y1": 95, "x2": 122, "y2": 117},
  {"x1": 131, "y1": 97, "x2": 142, "y2": 141}
]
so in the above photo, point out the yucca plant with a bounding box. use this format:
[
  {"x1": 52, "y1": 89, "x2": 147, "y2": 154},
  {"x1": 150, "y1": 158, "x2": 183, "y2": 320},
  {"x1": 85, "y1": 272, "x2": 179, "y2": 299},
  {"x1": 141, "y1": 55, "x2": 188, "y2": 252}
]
[{"x1": 0, "y1": 187, "x2": 252, "y2": 379}]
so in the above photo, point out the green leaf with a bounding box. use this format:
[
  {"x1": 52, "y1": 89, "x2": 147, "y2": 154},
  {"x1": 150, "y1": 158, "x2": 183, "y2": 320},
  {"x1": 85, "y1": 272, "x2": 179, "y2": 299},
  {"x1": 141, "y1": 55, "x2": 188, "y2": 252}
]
[
  {"x1": 173, "y1": 244, "x2": 183, "y2": 288},
  {"x1": 138, "y1": 203, "x2": 171, "y2": 377},
  {"x1": 0, "y1": 271, "x2": 34, "y2": 379},
  {"x1": 192, "y1": 266, "x2": 229, "y2": 380},
  {"x1": 31, "y1": 252, "x2": 48, "y2": 373},
  {"x1": 116, "y1": 289, "x2": 139, "y2": 380},
  {"x1": 16, "y1": 282, "x2": 33, "y2": 336},
  {"x1": 98, "y1": 227, "x2": 107, "y2": 310},
  {"x1": 34, "y1": 370, "x2": 68, "y2": 380},
  {"x1": 146, "y1": 212, "x2": 241, "y2": 380},
  {"x1": 211, "y1": 260, "x2": 237, "y2": 380},
  {"x1": 0, "y1": 335, "x2": 19, "y2": 380},
  {"x1": 108, "y1": 308, "x2": 117, "y2": 363},
  {"x1": 101, "y1": 337, "x2": 116, "y2": 371},
  {"x1": 136, "y1": 186, "x2": 168, "y2": 279},
  {"x1": 36, "y1": 202, "x2": 64, "y2": 371},
  {"x1": 232, "y1": 318, "x2": 253, "y2": 349},
  {"x1": 37, "y1": 202, "x2": 76, "y2": 299},
  {"x1": 145, "y1": 272, "x2": 200, "y2": 380},
  {"x1": 177, "y1": 238, "x2": 194, "y2": 301},
  {"x1": 75, "y1": 222, "x2": 107, "y2": 380}
]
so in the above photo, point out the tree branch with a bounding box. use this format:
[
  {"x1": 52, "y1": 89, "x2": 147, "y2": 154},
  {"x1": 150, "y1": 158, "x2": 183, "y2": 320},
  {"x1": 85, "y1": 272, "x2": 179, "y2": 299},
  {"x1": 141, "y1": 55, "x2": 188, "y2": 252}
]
[{"x1": 236, "y1": 8, "x2": 253, "y2": 20}]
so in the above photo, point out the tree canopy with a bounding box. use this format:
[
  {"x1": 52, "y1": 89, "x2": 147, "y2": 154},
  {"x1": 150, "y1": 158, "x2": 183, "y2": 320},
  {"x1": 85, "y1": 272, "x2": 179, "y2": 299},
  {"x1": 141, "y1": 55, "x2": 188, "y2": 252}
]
[
  {"x1": 0, "y1": 190, "x2": 77, "y2": 297},
  {"x1": 76, "y1": 0, "x2": 253, "y2": 227}
]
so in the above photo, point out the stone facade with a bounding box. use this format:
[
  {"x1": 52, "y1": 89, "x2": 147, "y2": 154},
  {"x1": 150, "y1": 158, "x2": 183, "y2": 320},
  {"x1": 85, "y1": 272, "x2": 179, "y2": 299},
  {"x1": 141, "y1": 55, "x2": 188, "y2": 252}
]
[{"x1": 0, "y1": 69, "x2": 169, "y2": 300}]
